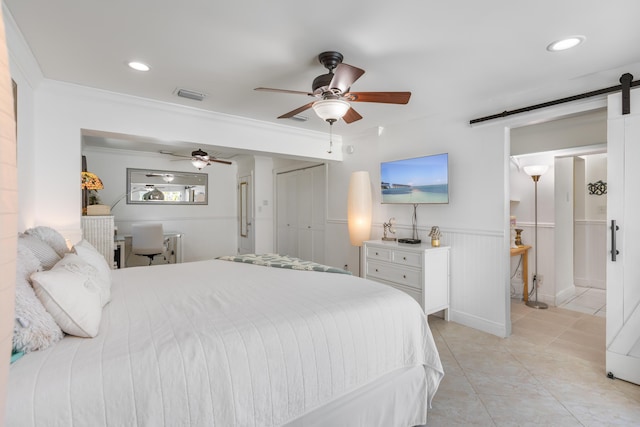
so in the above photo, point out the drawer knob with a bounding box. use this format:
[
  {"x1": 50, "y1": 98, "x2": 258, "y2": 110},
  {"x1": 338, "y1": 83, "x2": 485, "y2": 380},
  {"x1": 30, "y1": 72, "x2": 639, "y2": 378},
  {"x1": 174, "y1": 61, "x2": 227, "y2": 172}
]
[
  {"x1": 403, "y1": 274, "x2": 406, "y2": 279},
  {"x1": 375, "y1": 268, "x2": 379, "y2": 272},
  {"x1": 403, "y1": 256, "x2": 407, "y2": 260},
  {"x1": 375, "y1": 252, "x2": 379, "y2": 255}
]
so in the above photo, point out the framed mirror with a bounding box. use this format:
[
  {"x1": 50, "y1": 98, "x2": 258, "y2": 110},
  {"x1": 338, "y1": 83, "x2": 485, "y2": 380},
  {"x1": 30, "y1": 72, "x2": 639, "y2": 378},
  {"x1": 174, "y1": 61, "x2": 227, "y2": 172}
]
[{"x1": 126, "y1": 168, "x2": 208, "y2": 205}]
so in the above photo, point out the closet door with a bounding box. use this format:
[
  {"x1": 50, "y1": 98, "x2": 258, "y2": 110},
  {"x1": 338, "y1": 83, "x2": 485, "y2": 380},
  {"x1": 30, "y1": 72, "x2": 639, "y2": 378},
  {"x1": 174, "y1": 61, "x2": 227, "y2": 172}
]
[
  {"x1": 276, "y1": 165, "x2": 326, "y2": 263},
  {"x1": 309, "y1": 165, "x2": 326, "y2": 264},
  {"x1": 297, "y1": 169, "x2": 314, "y2": 261},
  {"x1": 276, "y1": 171, "x2": 298, "y2": 257}
]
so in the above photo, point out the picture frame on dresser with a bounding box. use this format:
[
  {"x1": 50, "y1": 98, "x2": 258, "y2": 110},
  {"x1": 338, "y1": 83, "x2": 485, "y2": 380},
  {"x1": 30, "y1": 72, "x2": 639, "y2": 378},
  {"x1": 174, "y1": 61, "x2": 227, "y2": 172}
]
[{"x1": 363, "y1": 239, "x2": 450, "y2": 320}]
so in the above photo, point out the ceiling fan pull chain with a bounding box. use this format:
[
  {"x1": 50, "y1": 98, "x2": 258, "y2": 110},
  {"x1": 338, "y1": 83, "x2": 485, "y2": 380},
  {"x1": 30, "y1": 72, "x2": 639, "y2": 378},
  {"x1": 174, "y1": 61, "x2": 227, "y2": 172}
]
[{"x1": 327, "y1": 120, "x2": 334, "y2": 153}]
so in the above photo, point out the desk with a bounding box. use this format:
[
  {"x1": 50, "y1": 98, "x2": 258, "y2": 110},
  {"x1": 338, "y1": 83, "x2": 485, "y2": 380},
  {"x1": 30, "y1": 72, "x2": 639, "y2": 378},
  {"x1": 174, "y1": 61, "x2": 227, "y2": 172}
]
[
  {"x1": 510, "y1": 245, "x2": 532, "y2": 302},
  {"x1": 115, "y1": 232, "x2": 183, "y2": 268}
]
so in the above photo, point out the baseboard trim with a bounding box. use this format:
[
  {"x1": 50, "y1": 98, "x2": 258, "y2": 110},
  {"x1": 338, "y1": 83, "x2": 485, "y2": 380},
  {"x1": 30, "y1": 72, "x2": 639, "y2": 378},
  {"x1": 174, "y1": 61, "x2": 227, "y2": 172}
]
[
  {"x1": 555, "y1": 285, "x2": 576, "y2": 306},
  {"x1": 449, "y1": 309, "x2": 508, "y2": 338}
]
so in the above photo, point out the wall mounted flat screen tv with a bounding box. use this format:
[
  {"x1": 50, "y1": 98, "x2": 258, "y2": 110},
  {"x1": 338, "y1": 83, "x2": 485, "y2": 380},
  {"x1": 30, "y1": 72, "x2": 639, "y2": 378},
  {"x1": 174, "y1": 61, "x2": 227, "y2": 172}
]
[{"x1": 380, "y1": 153, "x2": 449, "y2": 204}]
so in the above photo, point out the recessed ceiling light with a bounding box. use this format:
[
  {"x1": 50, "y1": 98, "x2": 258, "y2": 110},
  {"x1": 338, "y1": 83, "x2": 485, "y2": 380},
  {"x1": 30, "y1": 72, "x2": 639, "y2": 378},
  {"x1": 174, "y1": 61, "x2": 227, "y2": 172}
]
[
  {"x1": 546, "y1": 36, "x2": 585, "y2": 52},
  {"x1": 128, "y1": 61, "x2": 150, "y2": 71}
]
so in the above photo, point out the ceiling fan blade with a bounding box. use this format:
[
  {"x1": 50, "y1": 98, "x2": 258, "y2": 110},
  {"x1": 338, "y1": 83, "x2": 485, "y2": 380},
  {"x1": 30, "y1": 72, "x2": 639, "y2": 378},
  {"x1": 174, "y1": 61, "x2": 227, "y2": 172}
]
[
  {"x1": 344, "y1": 91, "x2": 411, "y2": 104},
  {"x1": 329, "y1": 64, "x2": 365, "y2": 93},
  {"x1": 278, "y1": 101, "x2": 315, "y2": 119},
  {"x1": 210, "y1": 159, "x2": 233, "y2": 165},
  {"x1": 343, "y1": 107, "x2": 363, "y2": 124},
  {"x1": 255, "y1": 87, "x2": 314, "y2": 97}
]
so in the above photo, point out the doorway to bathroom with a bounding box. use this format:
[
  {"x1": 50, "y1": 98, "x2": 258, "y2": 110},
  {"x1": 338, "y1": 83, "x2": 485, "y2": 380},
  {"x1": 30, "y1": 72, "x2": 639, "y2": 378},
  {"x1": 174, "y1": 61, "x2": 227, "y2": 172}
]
[{"x1": 508, "y1": 108, "x2": 608, "y2": 312}]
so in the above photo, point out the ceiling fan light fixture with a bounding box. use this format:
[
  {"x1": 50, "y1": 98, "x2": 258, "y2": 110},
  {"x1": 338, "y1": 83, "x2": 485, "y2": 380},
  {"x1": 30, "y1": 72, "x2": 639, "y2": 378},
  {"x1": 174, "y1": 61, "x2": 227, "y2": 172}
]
[
  {"x1": 191, "y1": 158, "x2": 209, "y2": 170},
  {"x1": 312, "y1": 99, "x2": 350, "y2": 122}
]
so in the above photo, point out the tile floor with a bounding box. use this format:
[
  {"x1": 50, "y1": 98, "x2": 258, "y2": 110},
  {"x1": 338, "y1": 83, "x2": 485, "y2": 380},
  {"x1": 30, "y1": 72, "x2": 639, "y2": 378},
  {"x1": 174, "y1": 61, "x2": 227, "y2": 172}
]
[
  {"x1": 425, "y1": 300, "x2": 640, "y2": 426},
  {"x1": 560, "y1": 286, "x2": 606, "y2": 317}
]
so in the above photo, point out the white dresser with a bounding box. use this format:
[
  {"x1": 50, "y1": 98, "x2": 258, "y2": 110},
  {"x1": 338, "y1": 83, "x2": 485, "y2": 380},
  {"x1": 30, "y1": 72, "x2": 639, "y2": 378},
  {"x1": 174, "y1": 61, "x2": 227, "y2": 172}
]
[{"x1": 363, "y1": 240, "x2": 450, "y2": 319}]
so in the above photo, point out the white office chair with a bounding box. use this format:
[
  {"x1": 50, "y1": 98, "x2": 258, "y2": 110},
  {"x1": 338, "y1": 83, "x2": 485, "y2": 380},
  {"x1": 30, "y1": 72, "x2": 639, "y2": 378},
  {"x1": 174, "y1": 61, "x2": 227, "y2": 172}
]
[{"x1": 131, "y1": 223, "x2": 165, "y2": 265}]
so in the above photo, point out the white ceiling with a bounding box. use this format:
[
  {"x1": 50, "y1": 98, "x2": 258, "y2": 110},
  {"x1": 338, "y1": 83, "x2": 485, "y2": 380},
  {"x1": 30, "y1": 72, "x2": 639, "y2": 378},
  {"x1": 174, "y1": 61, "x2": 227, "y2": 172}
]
[{"x1": 5, "y1": 0, "x2": 640, "y2": 154}]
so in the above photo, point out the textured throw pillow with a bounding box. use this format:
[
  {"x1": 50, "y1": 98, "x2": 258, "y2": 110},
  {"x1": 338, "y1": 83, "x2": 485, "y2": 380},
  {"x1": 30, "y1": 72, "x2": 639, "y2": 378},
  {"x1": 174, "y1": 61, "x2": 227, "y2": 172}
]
[
  {"x1": 31, "y1": 254, "x2": 103, "y2": 338},
  {"x1": 25, "y1": 226, "x2": 70, "y2": 258},
  {"x1": 72, "y1": 239, "x2": 112, "y2": 306},
  {"x1": 18, "y1": 233, "x2": 62, "y2": 270},
  {"x1": 13, "y1": 245, "x2": 64, "y2": 353}
]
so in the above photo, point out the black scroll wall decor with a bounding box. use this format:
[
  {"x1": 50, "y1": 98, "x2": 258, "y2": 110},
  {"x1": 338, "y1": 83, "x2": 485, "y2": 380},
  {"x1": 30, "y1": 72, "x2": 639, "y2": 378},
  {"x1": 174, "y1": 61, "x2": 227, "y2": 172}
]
[{"x1": 588, "y1": 180, "x2": 607, "y2": 195}]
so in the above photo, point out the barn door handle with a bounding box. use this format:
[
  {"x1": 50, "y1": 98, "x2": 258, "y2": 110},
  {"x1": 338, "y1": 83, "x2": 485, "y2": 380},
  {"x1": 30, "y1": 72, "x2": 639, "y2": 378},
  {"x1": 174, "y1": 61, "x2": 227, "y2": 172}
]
[{"x1": 611, "y1": 220, "x2": 620, "y2": 261}]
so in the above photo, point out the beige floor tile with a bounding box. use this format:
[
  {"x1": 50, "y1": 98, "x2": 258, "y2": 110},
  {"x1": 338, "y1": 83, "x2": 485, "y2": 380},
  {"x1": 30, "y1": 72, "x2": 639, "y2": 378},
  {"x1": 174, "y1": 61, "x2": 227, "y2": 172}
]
[
  {"x1": 465, "y1": 371, "x2": 551, "y2": 398},
  {"x1": 479, "y1": 393, "x2": 583, "y2": 426},
  {"x1": 425, "y1": 303, "x2": 640, "y2": 425},
  {"x1": 428, "y1": 393, "x2": 495, "y2": 426}
]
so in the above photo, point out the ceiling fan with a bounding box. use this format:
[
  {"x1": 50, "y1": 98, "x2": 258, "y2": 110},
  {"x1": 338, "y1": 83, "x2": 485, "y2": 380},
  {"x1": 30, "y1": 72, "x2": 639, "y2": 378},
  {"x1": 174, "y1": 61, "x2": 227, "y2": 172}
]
[
  {"x1": 255, "y1": 51, "x2": 411, "y2": 125},
  {"x1": 164, "y1": 149, "x2": 232, "y2": 170}
]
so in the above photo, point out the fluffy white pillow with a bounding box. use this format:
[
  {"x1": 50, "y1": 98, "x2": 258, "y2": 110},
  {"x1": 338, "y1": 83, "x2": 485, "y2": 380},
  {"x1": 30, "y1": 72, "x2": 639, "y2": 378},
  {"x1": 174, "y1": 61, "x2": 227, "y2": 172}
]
[
  {"x1": 24, "y1": 226, "x2": 70, "y2": 258},
  {"x1": 72, "y1": 239, "x2": 112, "y2": 306},
  {"x1": 18, "y1": 233, "x2": 62, "y2": 270},
  {"x1": 13, "y1": 245, "x2": 64, "y2": 353},
  {"x1": 31, "y1": 254, "x2": 103, "y2": 338}
]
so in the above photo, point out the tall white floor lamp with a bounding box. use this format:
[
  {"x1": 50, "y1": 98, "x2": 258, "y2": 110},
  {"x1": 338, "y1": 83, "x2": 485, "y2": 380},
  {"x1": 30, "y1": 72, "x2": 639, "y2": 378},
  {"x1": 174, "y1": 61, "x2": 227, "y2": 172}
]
[
  {"x1": 348, "y1": 171, "x2": 372, "y2": 277},
  {"x1": 523, "y1": 165, "x2": 549, "y2": 309}
]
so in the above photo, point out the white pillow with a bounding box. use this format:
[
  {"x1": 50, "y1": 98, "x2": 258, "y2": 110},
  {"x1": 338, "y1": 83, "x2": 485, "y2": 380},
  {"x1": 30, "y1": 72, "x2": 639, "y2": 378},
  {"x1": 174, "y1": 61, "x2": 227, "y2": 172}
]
[
  {"x1": 13, "y1": 246, "x2": 64, "y2": 353},
  {"x1": 31, "y1": 254, "x2": 103, "y2": 338},
  {"x1": 18, "y1": 233, "x2": 61, "y2": 270},
  {"x1": 72, "y1": 239, "x2": 111, "y2": 306},
  {"x1": 24, "y1": 226, "x2": 70, "y2": 258}
]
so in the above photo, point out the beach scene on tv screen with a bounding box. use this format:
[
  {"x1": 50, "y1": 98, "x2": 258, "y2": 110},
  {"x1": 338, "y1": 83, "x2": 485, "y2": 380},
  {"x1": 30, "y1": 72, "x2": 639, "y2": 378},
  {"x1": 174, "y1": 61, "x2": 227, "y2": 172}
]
[{"x1": 381, "y1": 154, "x2": 449, "y2": 203}]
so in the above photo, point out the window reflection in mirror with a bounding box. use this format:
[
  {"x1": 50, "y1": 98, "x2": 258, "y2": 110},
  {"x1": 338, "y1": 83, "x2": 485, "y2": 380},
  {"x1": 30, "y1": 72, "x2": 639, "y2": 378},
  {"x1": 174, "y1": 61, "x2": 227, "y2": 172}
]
[{"x1": 126, "y1": 168, "x2": 208, "y2": 205}]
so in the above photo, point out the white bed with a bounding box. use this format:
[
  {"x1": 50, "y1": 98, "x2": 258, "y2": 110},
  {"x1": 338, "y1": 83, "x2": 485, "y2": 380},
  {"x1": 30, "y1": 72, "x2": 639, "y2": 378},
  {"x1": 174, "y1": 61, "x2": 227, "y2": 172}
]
[{"x1": 7, "y1": 259, "x2": 444, "y2": 426}]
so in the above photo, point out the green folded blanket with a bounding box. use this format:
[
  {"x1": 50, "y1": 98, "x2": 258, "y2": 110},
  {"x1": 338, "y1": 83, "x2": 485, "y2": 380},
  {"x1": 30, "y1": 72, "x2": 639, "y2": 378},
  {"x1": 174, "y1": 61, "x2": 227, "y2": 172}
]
[{"x1": 217, "y1": 253, "x2": 352, "y2": 275}]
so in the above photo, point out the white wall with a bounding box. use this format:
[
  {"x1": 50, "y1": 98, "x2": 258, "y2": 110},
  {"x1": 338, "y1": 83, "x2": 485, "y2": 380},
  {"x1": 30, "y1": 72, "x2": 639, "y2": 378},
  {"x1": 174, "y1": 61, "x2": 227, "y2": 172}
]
[
  {"x1": 575, "y1": 153, "x2": 607, "y2": 289},
  {"x1": 253, "y1": 156, "x2": 274, "y2": 254},
  {"x1": 83, "y1": 146, "x2": 238, "y2": 261},
  {"x1": 0, "y1": 6, "x2": 18, "y2": 420},
  {"x1": 333, "y1": 117, "x2": 512, "y2": 337}
]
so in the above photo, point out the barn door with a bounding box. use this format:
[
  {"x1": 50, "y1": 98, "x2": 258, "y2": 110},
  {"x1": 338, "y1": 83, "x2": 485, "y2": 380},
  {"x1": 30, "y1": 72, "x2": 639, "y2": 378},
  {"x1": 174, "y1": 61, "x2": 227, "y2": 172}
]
[{"x1": 606, "y1": 89, "x2": 640, "y2": 385}]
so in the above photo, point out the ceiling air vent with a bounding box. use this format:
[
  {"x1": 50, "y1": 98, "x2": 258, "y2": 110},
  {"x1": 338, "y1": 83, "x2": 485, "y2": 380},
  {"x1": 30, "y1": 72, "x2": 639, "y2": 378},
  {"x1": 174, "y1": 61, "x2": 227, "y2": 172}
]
[{"x1": 175, "y1": 88, "x2": 206, "y2": 101}]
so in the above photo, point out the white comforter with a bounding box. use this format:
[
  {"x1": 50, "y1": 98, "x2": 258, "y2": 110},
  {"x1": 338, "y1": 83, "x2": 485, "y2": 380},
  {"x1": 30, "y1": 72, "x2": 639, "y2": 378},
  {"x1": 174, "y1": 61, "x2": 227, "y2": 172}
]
[{"x1": 7, "y1": 259, "x2": 443, "y2": 426}]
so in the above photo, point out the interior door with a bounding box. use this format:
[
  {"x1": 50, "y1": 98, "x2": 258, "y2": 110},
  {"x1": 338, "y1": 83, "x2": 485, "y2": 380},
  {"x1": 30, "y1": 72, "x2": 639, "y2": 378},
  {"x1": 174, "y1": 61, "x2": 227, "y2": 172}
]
[
  {"x1": 238, "y1": 174, "x2": 253, "y2": 254},
  {"x1": 606, "y1": 89, "x2": 640, "y2": 385}
]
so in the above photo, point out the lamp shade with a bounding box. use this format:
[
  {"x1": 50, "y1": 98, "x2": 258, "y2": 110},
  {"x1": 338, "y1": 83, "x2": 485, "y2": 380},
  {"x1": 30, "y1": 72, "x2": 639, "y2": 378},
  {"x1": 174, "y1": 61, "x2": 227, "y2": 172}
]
[
  {"x1": 523, "y1": 165, "x2": 549, "y2": 177},
  {"x1": 312, "y1": 99, "x2": 350, "y2": 122},
  {"x1": 191, "y1": 158, "x2": 208, "y2": 169},
  {"x1": 81, "y1": 171, "x2": 104, "y2": 190},
  {"x1": 347, "y1": 171, "x2": 372, "y2": 246}
]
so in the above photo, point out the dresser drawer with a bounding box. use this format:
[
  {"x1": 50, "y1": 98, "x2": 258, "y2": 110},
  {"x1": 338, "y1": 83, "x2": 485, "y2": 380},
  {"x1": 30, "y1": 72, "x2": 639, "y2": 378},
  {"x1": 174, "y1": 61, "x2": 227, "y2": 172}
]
[
  {"x1": 366, "y1": 246, "x2": 392, "y2": 261},
  {"x1": 391, "y1": 249, "x2": 422, "y2": 268},
  {"x1": 366, "y1": 260, "x2": 421, "y2": 290}
]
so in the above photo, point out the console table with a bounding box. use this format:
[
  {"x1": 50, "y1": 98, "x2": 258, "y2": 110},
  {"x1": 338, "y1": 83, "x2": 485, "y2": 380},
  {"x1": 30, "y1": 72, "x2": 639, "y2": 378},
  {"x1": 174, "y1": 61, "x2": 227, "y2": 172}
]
[
  {"x1": 510, "y1": 245, "x2": 531, "y2": 302},
  {"x1": 363, "y1": 240, "x2": 450, "y2": 319}
]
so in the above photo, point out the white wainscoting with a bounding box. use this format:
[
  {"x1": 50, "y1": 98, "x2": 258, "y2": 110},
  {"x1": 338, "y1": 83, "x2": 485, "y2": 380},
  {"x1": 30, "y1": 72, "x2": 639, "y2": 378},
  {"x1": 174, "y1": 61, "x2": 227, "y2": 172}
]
[
  {"x1": 443, "y1": 228, "x2": 508, "y2": 337},
  {"x1": 574, "y1": 220, "x2": 606, "y2": 289},
  {"x1": 325, "y1": 220, "x2": 509, "y2": 337}
]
